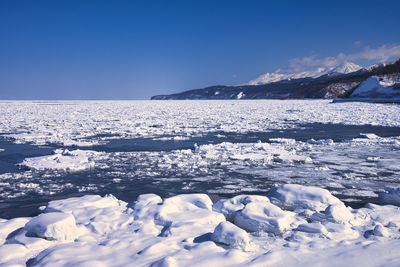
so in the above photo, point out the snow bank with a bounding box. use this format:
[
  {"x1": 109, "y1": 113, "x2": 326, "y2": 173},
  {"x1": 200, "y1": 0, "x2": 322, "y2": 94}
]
[
  {"x1": 20, "y1": 149, "x2": 102, "y2": 171},
  {"x1": 211, "y1": 221, "x2": 250, "y2": 249},
  {"x1": 268, "y1": 184, "x2": 342, "y2": 211},
  {"x1": 1, "y1": 185, "x2": 400, "y2": 266}
]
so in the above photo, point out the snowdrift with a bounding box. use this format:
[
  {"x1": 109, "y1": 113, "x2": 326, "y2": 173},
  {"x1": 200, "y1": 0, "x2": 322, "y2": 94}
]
[{"x1": 0, "y1": 184, "x2": 399, "y2": 266}]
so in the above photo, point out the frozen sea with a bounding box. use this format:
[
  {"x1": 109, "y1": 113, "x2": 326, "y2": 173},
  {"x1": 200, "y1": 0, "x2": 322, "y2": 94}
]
[
  {"x1": 1, "y1": 100, "x2": 400, "y2": 266},
  {"x1": 0, "y1": 100, "x2": 399, "y2": 218}
]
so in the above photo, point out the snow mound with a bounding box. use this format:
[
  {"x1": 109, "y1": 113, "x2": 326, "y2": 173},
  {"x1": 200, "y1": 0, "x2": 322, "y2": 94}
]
[
  {"x1": 234, "y1": 202, "x2": 299, "y2": 234},
  {"x1": 311, "y1": 204, "x2": 354, "y2": 224},
  {"x1": 2, "y1": 185, "x2": 400, "y2": 266},
  {"x1": 44, "y1": 195, "x2": 130, "y2": 234},
  {"x1": 131, "y1": 193, "x2": 163, "y2": 221},
  {"x1": 213, "y1": 195, "x2": 270, "y2": 221},
  {"x1": 155, "y1": 194, "x2": 225, "y2": 237},
  {"x1": 25, "y1": 212, "x2": 79, "y2": 241},
  {"x1": 268, "y1": 184, "x2": 342, "y2": 211},
  {"x1": 20, "y1": 149, "x2": 102, "y2": 172},
  {"x1": 211, "y1": 221, "x2": 250, "y2": 249}
]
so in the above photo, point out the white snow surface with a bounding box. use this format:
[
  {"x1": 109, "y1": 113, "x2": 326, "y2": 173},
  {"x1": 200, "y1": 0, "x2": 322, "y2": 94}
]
[
  {"x1": 1, "y1": 100, "x2": 400, "y2": 147},
  {"x1": 249, "y1": 62, "x2": 362, "y2": 85},
  {"x1": 1, "y1": 184, "x2": 400, "y2": 266},
  {"x1": 350, "y1": 76, "x2": 400, "y2": 98}
]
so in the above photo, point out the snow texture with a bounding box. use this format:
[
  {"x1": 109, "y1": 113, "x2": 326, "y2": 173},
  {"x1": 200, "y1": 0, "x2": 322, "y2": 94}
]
[
  {"x1": 1, "y1": 184, "x2": 400, "y2": 266},
  {"x1": 25, "y1": 212, "x2": 80, "y2": 241},
  {"x1": 267, "y1": 184, "x2": 342, "y2": 211}
]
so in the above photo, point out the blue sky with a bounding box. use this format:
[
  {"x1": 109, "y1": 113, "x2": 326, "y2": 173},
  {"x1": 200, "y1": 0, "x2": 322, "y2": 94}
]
[{"x1": 1, "y1": 0, "x2": 400, "y2": 99}]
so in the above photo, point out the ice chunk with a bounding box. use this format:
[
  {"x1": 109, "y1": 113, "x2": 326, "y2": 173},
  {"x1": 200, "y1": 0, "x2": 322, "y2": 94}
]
[
  {"x1": 295, "y1": 222, "x2": 329, "y2": 236},
  {"x1": 273, "y1": 153, "x2": 312, "y2": 164},
  {"x1": 234, "y1": 202, "x2": 297, "y2": 234},
  {"x1": 269, "y1": 138, "x2": 296, "y2": 144},
  {"x1": 360, "y1": 133, "x2": 380, "y2": 139},
  {"x1": 155, "y1": 194, "x2": 220, "y2": 226},
  {"x1": 45, "y1": 194, "x2": 126, "y2": 224},
  {"x1": 213, "y1": 195, "x2": 270, "y2": 221},
  {"x1": 324, "y1": 204, "x2": 352, "y2": 223},
  {"x1": 25, "y1": 212, "x2": 79, "y2": 241},
  {"x1": 268, "y1": 184, "x2": 342, "y2": 211},
  {"x1": 211, "y1": 221, "x2": 250, "y2": 249},
  {"x1": 318, "y1": 204, "x2": 353, "y2": 224},
  {"x1": 366, "y1": 156, "x2": 380, "y2": 162},
  {"x1": 307, "y1": 139, "x2": 334, "y2": 145},
  {"x1": 373, "y1": 223, "x2": 389, "y2": 237},
  {"x1": 155, "y1": 194, "x2": 225, "y2": 238}
]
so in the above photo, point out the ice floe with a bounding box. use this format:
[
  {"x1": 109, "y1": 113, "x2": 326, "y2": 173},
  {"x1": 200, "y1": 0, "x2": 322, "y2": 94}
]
[
  {"x1": 20, "y1": 149, "x2": 103, "y2": 171},
  {"x1": 0, "y1": 184, "x2": 399, "y2": 266}
]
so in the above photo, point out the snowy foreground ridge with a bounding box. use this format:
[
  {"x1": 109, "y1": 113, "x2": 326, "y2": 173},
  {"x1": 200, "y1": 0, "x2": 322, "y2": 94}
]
[{"x1": 1, "y1": 184, "x2": 399, "y2": 266}]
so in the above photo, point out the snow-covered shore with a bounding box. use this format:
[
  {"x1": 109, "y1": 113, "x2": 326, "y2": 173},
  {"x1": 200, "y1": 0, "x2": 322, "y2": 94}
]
[{"x1": 1, "y1": 184, "x2": 399, "y2": 266}]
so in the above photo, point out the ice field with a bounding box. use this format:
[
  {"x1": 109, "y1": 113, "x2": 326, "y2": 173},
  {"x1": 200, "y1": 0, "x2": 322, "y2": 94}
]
[{"x1": 0, "y1": 100, "x2": 400, "y2": 266}]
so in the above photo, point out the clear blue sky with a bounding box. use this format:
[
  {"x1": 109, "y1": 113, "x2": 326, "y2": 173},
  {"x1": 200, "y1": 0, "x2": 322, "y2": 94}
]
[{"x1": 1, "y1": 0, "x2": 399, "y2": 99}]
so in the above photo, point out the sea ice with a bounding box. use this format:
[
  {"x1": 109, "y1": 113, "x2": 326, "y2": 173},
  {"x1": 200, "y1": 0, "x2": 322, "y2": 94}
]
[
  {"x1": 20, "y1": 149, "x2": 102, "y2": 171},
  {"x1": 1, "y1": 100, "x2": 400, "y2": 147}
]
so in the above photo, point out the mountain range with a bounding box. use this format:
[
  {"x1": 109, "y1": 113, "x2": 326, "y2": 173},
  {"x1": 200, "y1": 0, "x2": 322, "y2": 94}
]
[
  {"x1": 248, "y1": 62, "x2": 363, "y2": 85},
  {"x1": 151, "y1": 60, "x2": 400, "y2": 100}
]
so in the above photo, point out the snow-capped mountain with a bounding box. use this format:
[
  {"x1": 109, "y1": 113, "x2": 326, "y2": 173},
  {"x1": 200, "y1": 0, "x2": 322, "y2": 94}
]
[
  {"x1": 366, "y1": 62, "x2": 386, "y2": 71},
  {"x1": 249, "y1": 62, "x2": 363, "y2": 85},
  {"x1": 329, "y1": 62, "x2": 363, "y2": 74},
  {"x1": 151, "y1": 59, "x2": 400, "y2": 100}
]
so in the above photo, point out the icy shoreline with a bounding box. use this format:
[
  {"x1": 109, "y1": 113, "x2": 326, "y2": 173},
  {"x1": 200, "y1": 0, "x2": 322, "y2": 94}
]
[{"x1": 1, "y1": 184, "x2": 399, "y2": 266}]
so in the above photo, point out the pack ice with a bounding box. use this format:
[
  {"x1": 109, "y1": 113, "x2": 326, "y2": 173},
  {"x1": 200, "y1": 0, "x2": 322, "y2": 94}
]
[{"x1": 1, "y1": 184, "x2": 400, "y2": 266}]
